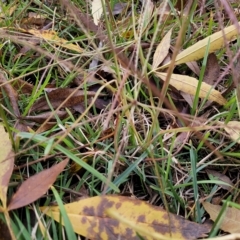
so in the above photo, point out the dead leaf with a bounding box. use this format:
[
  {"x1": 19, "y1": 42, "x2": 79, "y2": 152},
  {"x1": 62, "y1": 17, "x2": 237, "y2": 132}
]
[
  {"x1": 12, "y1": 79, "x2": 34, "y2": 95},
  {"x1": 152, "y1": 28, "x2": 172, "y2": 69},
  {"x1": 40, "y1": 195, "x2": 209, "y2": 239},
  {"x1": 203, "y1": 53, "x2": 220, "y2": 85},
  {"x1": 155, "y1": 72, "x2": 227, "y2": 105},
  {"x1": 21, "y1": 110, "x2": 68, "y2": 123},
  {"x1": 206, "y1": 169, "x2": 234, "y2": 191},
  {"x1": 21, "y1": 29, "x2": 83, "y2": 53},
  {"x1": 30, "y1": 88, "x2": 99, "y2": 112},
  {"x1": 223, "y1": 121, "x2": 240, "y2": 144},
  {"x1": 91, "y1": 0, "x2": 103, "y2": 26},
  {"x1": 0, "y1": 124, "x2": 14, "y2": 208},
  {"x1": 203, "y1": 202, "x2": 240, "y2": 233},
  {"x1": 0, "y1": 73, "x2": 20, "y2": 117},
  {"x1": 180, "y1": 91, "x2": 194, "y2": 107},
  {"x1": 186, "y1": 61, "x2": 200, "y2": 76},
  {"x1": 160, "y1": 22, "x2": 240, "y2": 69},
  {"x1": 8, "y1": 159, "x2": 68, "y2": 211}
]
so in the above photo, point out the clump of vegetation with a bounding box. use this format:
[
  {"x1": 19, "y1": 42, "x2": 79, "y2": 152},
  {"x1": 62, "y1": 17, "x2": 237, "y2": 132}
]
[{"x1": 0, "y1": 0, "x2": 240, "y2": 239}]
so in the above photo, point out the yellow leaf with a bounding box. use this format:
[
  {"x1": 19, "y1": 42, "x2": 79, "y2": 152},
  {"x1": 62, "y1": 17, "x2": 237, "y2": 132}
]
[
  {"x1": 27, "y1": 29, "x2": 83, "y2": 53},
  {"x1": 160, "y1": 22, "x2": 240, "y2": 69},
  {"x1": 0, "y1": 124, "x2": 14, "y2": 208},
  {"x1": 203, "y1": 202, "x2": 240, "y2": 233},
  {"x1": 155, "y1": 72, "x2": 227, "y2": 105},
  {"x1": 40, "y1": 195, "x2": 209, "y2": 239},
  {"x1": 152, "y1": 28, "x2": 172, "y2": 70},
  {"x1": 91, "y1": 0, "x2": 103, "y2": 26},
  {"x1": 223, "y1": 121, "x2": 240, "y2": 144}
]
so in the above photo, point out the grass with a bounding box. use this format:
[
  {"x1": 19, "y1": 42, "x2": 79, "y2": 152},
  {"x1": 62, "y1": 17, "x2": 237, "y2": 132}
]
[{"x1": 0, "y1": 0, "x2": 240, "y2": 239}]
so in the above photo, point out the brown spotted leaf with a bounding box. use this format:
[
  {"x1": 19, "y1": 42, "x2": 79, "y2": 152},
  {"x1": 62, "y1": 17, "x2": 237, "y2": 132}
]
[
  {"x1": 0, "y1": 124, "x2": 14, "y2": 208},
  {"x1": 8, "y1": 159, "x2": 68, "y2": 211},
  {"x1": 40, "y1": 195, "x2": 209, "y2": 239},
  {"x1": 203, "y1": 202, "x2": 240, "y2": 233},
  {"x1": 30, "y1": 88, "x2": 100, "y2": 113}
]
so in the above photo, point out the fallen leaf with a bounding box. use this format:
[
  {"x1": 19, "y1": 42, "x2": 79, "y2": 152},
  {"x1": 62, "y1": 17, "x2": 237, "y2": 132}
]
[
  {"x1": 0, "y1": 73, "x2": 20, "y2": 117},
  {"x1": 186, "y1": 61, "x2": 200, "y2": 76},
  {"x1": 223, "y1": 121, "x2": 240, "y2": 144},
  {"x1": 30, "y1": 88, "x2": 99, "y2": 112},
  {"x1": 206, "y1": 169, "x2": 234, "y2": 191},
  {"x1": 8, "y1": 159, "x2": 68, "y2": 211},
  {"x1": 203, "y1": 202, "x2": 240, "y2": 233},
  {"x1": 23, "y1": 29, "x2": 83, "y2": 53},
  {"x1": 21, "y1": 110, "x2": 68, "y2": 123},
  {"x1": 160, "y1": 22, "x2": 240, "y2": 69},
  {"x1": 91, "y1": 0, "x2": 103, "y2": 26},
  {"x1": 40, "y1": 195, "x2": 209, "y2": 239},
  {"x1": 155, "y1": 72, "x2": 227, "y2": 105},
  {"x1": 0, "y1": 124, "x2": 14, "y2": 208},
  {"x1": 203, "y1": 53, "x2": 220, "y2": 85},
  {"x1": 12, "y1": 79, "x2": 34, "y2": 95},
  {"x1": 152, "y1": 28, "x2": 172, "y2": 69}
]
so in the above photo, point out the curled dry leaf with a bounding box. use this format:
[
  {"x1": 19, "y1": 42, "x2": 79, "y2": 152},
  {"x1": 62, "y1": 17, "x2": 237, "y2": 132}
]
[
  {"x1": 30, "y1": 88, "x2": 100, "y2": 113},
  {"x1": 152, "y1": 28, "x2": 172, "y2": 69},
  {"x1": 40, "y1": 195, "x2": 210, "y2": 239},
  {"x1": 203, "y1": 202, "x2": 240, "y2": 233},
  {"x1": 155, "y1": 72, "x2": 227, "y2": 105},
  {"x1": 160, "y1": 22, "x2": 240, "y2": 69},
  {"x1": 8, "y1": 159, "x2": 69, "y2": 211},
  {"x1": 0, "y1": 124, "x2": 14, "y2": 208},
  {"x1": 223, "y1": 121, "x2": 240, "y2": 144}
]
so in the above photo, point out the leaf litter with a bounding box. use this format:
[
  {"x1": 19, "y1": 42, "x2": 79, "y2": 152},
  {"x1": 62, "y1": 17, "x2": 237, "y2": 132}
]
[{"x1": 0, "y1": 0, "x2": 240, "y2": 239}]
